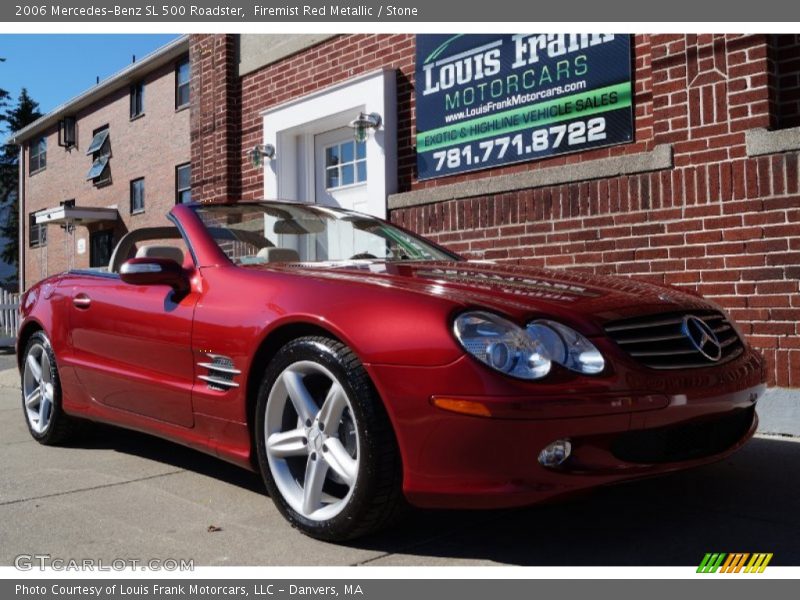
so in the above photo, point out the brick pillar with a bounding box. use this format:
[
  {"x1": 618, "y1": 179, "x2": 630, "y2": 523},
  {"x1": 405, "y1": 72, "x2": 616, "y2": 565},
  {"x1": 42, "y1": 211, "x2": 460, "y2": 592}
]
[{"x1": 190, "y1": 34, "x2": 241, "y2": 202}]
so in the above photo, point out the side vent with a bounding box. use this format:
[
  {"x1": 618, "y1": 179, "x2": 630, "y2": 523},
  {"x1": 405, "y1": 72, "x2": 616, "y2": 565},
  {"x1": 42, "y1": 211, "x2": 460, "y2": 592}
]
[{"x1": 198, "y1": 354, "x2": 241, "y2": 391}]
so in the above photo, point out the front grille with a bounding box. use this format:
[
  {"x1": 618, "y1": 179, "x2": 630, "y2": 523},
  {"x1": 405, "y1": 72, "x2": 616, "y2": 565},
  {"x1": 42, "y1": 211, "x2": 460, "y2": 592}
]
[
  {"x1": 604, "y1": 310, "x2": 744, "y2": 370},
  {"x1": 611, "y1": 406, "x2": 755, "y2": 464}
]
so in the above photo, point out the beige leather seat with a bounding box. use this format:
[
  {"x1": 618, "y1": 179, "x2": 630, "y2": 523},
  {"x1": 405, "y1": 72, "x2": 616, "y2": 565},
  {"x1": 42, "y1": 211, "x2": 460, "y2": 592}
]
[
  {"x1": 135, "y1": 245, "x2": 185, "y2": 264},
  {"x1": 256, "y1": 247, "x2": 300, "y2": 263}
]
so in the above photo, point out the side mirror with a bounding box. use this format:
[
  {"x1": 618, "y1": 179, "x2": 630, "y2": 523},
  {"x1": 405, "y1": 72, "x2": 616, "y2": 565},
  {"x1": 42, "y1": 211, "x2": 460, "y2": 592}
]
[{"x1": 120, "y1": 258, "x2": 189, "y2": 294}]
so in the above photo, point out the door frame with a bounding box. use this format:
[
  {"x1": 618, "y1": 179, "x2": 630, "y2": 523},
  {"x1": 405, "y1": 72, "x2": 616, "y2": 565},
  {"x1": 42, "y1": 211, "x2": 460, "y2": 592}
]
[{"x1": 261, "y1": 68, "x2": 397, "y2": 219}]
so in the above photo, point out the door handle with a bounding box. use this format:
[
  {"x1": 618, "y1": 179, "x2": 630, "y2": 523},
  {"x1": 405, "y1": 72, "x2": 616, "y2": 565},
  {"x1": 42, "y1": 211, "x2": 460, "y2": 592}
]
[{"x1": 73, "y1": 294, "x2": 92, "y2": 309}]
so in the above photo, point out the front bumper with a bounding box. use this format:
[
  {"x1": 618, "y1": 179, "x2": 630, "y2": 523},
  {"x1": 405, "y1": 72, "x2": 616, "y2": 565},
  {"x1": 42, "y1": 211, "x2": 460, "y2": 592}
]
[{"x1": 366, "y1": 346, "x2": 765, "y2": 509}]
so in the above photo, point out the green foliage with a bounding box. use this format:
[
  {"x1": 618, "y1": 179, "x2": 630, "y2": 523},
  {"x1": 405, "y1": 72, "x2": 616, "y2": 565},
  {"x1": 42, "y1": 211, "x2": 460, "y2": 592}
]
[{"x1": 1, "y1": 88, "x2": 42, "y2": 268}]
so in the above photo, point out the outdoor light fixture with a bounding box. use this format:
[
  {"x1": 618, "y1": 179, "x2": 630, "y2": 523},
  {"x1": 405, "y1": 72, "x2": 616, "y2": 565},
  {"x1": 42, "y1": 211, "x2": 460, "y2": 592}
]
[
  {"x1": 349, "y1": 112, "x2": 382, "y2": 142},
  {"x1": 249, "y1": 143, "x2": 276, "y2": 168}
]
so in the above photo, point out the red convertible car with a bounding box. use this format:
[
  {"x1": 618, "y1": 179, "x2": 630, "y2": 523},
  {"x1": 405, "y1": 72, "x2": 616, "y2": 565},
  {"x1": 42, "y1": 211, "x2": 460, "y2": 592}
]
[{"x1": 18, "y1": 201, "x2": 765, "y2": 540}]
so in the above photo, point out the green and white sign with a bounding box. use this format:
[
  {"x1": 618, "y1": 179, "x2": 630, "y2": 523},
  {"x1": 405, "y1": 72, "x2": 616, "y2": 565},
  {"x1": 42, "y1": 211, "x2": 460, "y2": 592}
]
[{"x1": 415, "y1": 34, "x2": 634, "y2": 180}]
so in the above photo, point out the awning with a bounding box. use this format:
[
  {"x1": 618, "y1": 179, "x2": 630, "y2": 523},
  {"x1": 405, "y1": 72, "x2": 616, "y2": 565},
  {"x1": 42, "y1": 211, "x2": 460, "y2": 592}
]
[{"x1": 35, "y1": 206, "x2": 119, "y2": 226}]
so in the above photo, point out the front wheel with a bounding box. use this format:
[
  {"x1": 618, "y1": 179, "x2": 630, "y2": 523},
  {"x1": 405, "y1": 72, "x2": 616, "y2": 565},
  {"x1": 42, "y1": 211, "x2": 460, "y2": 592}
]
[{"x1": 255, "y1": 336, "x2": 403, "y2": 541}]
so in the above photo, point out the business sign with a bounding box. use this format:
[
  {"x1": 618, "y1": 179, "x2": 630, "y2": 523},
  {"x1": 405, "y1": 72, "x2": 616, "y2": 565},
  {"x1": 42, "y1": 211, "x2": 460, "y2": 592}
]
[{"x1": 415, "y1": 34, "x2": 633, "y2": 180}]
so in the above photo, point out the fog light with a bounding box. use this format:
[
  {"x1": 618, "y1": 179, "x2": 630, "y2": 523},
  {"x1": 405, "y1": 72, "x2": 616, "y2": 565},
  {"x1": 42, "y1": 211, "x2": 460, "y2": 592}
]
[{"x1": 538, "y1": 439, "x2": 572, "y2": 467}]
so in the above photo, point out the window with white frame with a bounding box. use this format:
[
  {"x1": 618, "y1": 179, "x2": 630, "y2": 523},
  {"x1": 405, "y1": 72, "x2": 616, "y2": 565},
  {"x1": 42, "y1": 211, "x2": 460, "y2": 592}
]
[{"x1": 324, "y1": 140, "x2": 367, "y2": 190}]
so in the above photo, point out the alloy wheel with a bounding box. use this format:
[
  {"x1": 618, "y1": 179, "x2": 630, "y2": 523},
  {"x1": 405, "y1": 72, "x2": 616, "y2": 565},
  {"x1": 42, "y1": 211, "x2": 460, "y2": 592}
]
[
  {"x1": 264, "y1": 360, "x2": 360, "y2": 521},
  {"x1": 23, "y1": 343, "x2": 55, "y2": 435}
]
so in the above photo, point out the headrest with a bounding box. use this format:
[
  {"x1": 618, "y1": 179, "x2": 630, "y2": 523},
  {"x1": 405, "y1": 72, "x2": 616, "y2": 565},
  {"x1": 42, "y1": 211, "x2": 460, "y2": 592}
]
[
  {"x1": 256, "y1": 247, "x2": 301, "y2": 263},
  {"x1": 135, "y1": 245, "x2": 184, "y2": 264}
]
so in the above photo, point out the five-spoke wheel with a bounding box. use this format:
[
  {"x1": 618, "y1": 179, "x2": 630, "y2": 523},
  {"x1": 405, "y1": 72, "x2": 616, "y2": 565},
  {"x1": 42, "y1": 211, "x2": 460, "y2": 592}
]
[
  {"x1": 23, "y1": 341, "x2": 55, "y2": 435},
  {"x1": 256, "y1": 336, "x2": 403, "y2": 541},
  {"x1": 265, "y1": 360, "x2": 360, "y2": 520}
]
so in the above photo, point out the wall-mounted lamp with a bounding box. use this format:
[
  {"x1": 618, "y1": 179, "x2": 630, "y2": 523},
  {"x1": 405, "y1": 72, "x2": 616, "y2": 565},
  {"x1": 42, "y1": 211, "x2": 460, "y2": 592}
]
[
  {"x1": 249, "y1": 143, "x2": 276, "y2": 168},
  {"x1": 349, "y1": 112, "x2": 382, "y2": 143}
]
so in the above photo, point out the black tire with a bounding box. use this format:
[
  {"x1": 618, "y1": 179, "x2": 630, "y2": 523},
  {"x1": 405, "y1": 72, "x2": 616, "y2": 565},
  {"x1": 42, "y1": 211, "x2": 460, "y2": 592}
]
[
  {"x1": 21, "y1": 331, "x2": 84, "y2": 445},
  {"x1": 255, "y1": 335, "x2": 404, "y2": 541}
]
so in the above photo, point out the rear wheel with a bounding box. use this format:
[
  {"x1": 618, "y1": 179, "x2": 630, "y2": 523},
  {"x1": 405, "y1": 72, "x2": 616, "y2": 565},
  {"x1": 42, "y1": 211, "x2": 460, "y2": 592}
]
[
  {"x1": 255, "y1": 336, "x2": 403, "y2": 541},
  {"x1": 22, "y1": 332, "x2": 83, "y2": 445}
]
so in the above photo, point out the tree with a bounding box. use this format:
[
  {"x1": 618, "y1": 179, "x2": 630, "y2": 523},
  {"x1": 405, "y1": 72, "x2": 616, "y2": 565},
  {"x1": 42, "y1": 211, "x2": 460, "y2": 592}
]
[{"x1": 0, "y1": 88, "x2": 42, "y2": 271}]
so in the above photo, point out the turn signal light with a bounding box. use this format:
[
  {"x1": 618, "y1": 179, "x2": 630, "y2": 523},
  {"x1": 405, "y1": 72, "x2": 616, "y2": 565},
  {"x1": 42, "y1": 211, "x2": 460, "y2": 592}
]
[{"x1": 431, "y1": 397, "x2": 493, "y2": 418}]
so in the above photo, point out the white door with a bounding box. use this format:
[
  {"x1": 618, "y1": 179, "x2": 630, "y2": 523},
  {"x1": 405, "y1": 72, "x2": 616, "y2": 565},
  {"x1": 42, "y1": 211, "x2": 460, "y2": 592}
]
[
  {"x1": 314, "y1": 127, "x2": 369, "y2": 211},
  {"x1": 313, "y1": 127, "x2": 387, "y2": 260}
]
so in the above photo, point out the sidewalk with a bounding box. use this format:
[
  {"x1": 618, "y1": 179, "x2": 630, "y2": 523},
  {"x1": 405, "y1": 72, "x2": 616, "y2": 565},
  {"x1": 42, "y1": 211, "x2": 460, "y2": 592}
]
[{"x1": 758, "y1": 388, "x2": 800, "y2": 437}]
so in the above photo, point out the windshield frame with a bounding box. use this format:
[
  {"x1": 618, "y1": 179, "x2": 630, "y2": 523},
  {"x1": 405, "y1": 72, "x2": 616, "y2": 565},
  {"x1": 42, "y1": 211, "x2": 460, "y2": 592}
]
[{"x1": 188, "y1": 201, "x2": 464, "y2": 267}]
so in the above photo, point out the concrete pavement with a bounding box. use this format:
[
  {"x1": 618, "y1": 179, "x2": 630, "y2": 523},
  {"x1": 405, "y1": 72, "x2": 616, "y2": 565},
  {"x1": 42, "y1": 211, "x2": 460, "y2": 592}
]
[{"x1": 1, "y1": 363, "x2": 799, "y2": 566}]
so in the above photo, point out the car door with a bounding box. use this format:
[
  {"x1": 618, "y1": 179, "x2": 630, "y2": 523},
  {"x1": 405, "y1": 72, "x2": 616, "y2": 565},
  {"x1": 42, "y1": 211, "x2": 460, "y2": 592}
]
[{"x1": 65, "y1": 271, "x2": 198, "y2": 428}]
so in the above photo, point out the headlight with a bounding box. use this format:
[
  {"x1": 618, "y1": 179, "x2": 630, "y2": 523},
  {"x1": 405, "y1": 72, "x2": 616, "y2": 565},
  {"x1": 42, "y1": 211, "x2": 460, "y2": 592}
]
[
  {"x1": 453, "y1": 311, "x2": 552, "y2": 380},
  {"x1": 453, "y1": 311, "x2": 606, "y2": 380},
  {"x1": 528, "y1": 319, "x2": 605, "y2": 374}
]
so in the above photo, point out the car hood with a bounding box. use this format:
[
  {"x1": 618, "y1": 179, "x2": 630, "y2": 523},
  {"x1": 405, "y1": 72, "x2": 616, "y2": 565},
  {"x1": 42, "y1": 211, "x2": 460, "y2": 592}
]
[{"x1": 248, "y1": 260, "x2": 715, "y2": 330}]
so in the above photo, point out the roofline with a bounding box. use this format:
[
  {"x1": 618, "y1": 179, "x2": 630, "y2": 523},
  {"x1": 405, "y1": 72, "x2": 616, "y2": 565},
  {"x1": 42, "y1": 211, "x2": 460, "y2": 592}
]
[{"x1": 8, "y1": 35, "x2": 189, "y2": 145}]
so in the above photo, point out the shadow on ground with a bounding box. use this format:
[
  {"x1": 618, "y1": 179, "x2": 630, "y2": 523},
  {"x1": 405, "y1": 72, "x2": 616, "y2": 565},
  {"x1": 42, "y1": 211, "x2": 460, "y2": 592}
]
[{"x1": 72, "y1": 425, "x2": 800, "y2": 566}]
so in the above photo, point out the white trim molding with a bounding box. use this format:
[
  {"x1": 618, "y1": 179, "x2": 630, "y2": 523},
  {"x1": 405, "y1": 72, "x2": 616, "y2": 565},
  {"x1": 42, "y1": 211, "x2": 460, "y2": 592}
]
[{"x1": 261, "y1": 68, "x2": 397, "y2": 219}]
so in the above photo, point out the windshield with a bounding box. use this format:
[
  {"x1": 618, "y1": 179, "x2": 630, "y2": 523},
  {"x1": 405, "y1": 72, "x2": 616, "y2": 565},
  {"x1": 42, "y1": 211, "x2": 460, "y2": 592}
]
[{"x1": 192, "y1": 202, "x2": 460, "y2": 265}]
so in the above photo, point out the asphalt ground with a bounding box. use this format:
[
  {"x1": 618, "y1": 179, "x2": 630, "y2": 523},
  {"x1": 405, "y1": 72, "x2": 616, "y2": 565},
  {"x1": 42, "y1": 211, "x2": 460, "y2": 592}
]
[{"x1": 0, "y1": 358, "x2": 798, "y2": 566}]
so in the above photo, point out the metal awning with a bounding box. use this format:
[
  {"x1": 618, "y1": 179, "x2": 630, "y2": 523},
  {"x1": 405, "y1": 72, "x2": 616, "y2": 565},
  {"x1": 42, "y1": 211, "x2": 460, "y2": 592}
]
[{"x1": 35, "y1": 206, "x2": 119, "y2": 225}]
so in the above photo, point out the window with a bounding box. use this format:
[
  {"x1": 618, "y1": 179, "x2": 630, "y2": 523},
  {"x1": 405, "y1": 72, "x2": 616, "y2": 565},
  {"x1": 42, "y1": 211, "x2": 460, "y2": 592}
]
[
  {"x1": 130, "y1": 81, "x2": 145, "y2": 119},
  {"x1": 29, "y1": 137, "x2": 47, "y2": 174},
  {"x1": 175, "y1": 58, "x2": 190, "y2": 109},
  {"x1": 324, "y1": 140, "x2": 367, "y2": 190},
  {"x1": 28, "y1": 212, "x2": 47, "y2": 248},
  {"x1": 176, "y1": 163, "x2": 191, "y2": 204},
  {"x1": 86, "y1": 126, "x2": 111, "y2": 186},
  {"x1": 87, "y1": 156, "x2": 109, "y2": 180},
  {"x1": 130, "y1": 178, "x2": 145, "y2": 214},
  {"x1": 86, "y1": 128, "x2": 110, "y2": 155}
]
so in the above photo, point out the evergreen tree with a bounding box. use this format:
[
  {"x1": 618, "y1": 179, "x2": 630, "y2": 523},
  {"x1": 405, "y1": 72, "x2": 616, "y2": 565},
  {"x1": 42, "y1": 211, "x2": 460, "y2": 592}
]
[{"x1": 0, "y1": 88, "x2": 43, "y2": 270}]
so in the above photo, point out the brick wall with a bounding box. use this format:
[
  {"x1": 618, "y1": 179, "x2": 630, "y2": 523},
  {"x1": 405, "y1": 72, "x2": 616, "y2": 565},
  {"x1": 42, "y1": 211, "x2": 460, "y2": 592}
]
[
  {"x1": 23, "y1": 58, "x2": 191, "y2": 289},
  {"x1": 190, "y1": 35, "x2": 241, "y2": 201},
  {"x1": 192, "y1": 34, "x2": 800, "y2": 387}
]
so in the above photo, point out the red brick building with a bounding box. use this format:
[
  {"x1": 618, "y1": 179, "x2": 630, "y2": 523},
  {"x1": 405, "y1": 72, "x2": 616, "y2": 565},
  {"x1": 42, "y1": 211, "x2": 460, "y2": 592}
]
[
  {"x1": 11, "y1": 36, "x2": 191, "y2": 289},
  {"x1": 190, "y1": 33, "x2": 800, "y2": 389}
]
